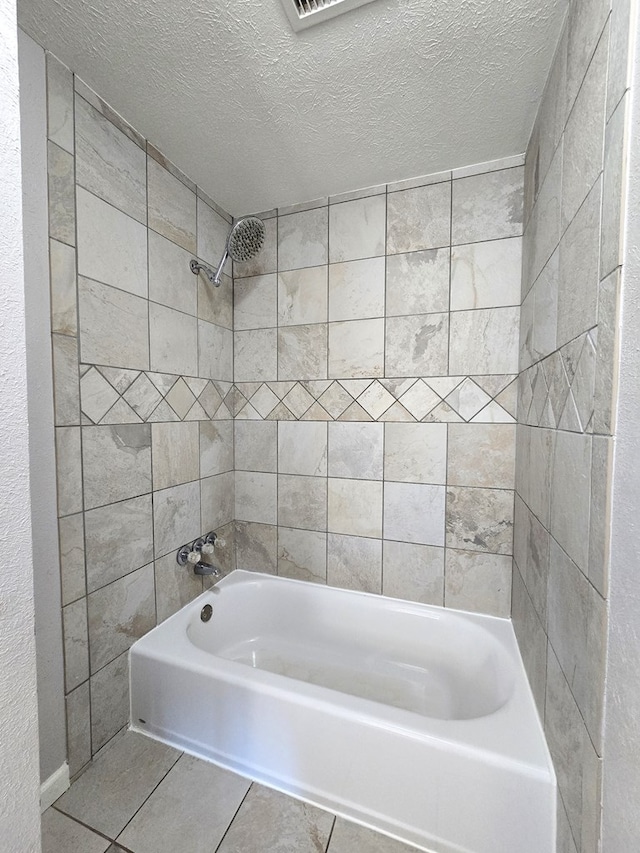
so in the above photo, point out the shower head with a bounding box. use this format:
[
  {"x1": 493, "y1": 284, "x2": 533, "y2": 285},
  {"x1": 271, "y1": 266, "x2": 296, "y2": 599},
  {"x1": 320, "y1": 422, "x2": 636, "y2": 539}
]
[
  {"x1": 227, "y1": 217, "x2": 266, "y2": 263},
  {"x1": 194, "y1": 216, "x2": 265, "y2": 287},
  {"x1": 189, "y1": 217, "x2": 265, "y2": 288}
]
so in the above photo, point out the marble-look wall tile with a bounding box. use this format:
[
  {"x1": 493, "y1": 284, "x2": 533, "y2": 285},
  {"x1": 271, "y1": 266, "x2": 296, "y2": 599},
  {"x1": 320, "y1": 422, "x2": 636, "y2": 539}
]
[
  {"x1": 278, "y1": 474, "x2": 327, "y2": 531},
  {"x1": 76, "y1": 185, "x2": 148, "y2": 296},
  {"x1": 550, "y1": 430, "x2": 592, "y2": 574},
  {"x1": 235, "y1": 274, "x2": 278, "y2": 330},
  {"x1": 329, "y1": 195, "x2": 386, "y2": 263},
  {"x1": 149, "y1": 303, "x2": 198, "y2": 376},
  {"x1": 278, "y1": 421, "x2": 327, "y2": 476},
  {"x1": 451, "y1": 237, "x2": 521, "y2": 310},
  {"x1": 196, "y1": 196, "x2": 229, "y2": 270},
  {"x1": 87, "y1": 564, "x2": 155, "y2": 672},
  {"x1": 75, "y1": 94, "x2": 146, "y2": 224},
  {"x1": 277, "y1": 527, "x2": 327, "y2": 583},
  {"x1": 511, "y1": 565, "x2": 548, "y2": 717},
  {"x1": 588, "y1": 435, "x2": 612, "y2": 597},
  {"x1": 48, "y1": 141, "x2": 76, "y2": 245},
  {"x1": 154, "y1": 552, "x2": 203, "y2": 623},
  {"x1": 200, "y1": 420, "x2": 233, "y2": 477},
  {"x1": 557, "y1": 178, "x2": 602, "y2": 348},
  {"x1": 148, "y1": 157, "x2": 196, "y2": 253},
  {"x1": 79, "y1": 277, "x2": 150, "y2": 370},
  {"x1": 601, "y1": 94, "x2": 627, "y2": 279},
  {"x1": 278, "y1": 323, "x2": 327, "y2": 380},
  {"x1": 547, "y1": 539, "x2": 606, "y2": 750},
  {"x1": 82, "y1": 424, "x2": 151, "y2": 509},
  {"x1": 90, "y1": 650, "x2": 129, "y2": 751},
  {"x1": 385, "y1": 248, "x2": 450, "y2": 317},
  {"x1": 59, "y1": 513, "x2": 86, "y2": 605},
  {"x1": 85, "y1": 495, "x2": 154, "y2": 592},
  {"x1": 235, "y1": 420, "x2": 277, "y2": 472},
  {"x1": 382, "y1": 540, "x2": 444, "y2": 605},
  {"x1": 446, "y1": 486, "x2": 513, "y2": 554},
  {"x1": 151, "y1": 422, "x2": 199, "y2": 490},
  {"x1": 607, "y1": 0, "x2": 631, "y2": 116},
  {"x1": 383, "y1": 482, "x2": 446, "y2": 546},
  {"x1": 234, "y1": 471, "x2": 277, "y2": 525},
  {"x1": 522, "y1": 142, "x2": 562, "y2": 293},
  {"x1": 148, "y1": 230, "x2": 197, "y2": 316},
  {"x1": 198, "y1": 320, "x2": 233, "y2": 382},
  {"x1": 561, "y1": 25, "x2": 608, "y2": 230},
  {"x1": 447, "y1": 423, "x2": 515, "y2": 489},
  {"x1": 449, "y1": 307, "x2": 519, "y2": 375},
  {"x1": 65, "y1": 682, "x2": 91, "y2": 777},
  {"x1": 513, "y1": 495, "x2": 550, "y2": 626},
  {"x1": 387, "y1": 181, "x2": 451, "y2": 254},
  {"x1": 329, "y1": 318, "x2": 384, "y2": 378},
  {"x1": 50, "y1": 238, "x2": 78, "y2": 335},
  {"x1": 46, "y1": 53, "x2": 74, "y2": 152},
  {"x1": 327, "y1": 533, "x2": 382, "y2": 593},
  {"x1": 235, "y1": 521, "x2": 278, "y2": 573},
  {"x1": 201, "y1": 471, "x2": 235, "y2": 530},
  {"x1": 56, "y1": 427, "x2": 83, "y2": 516},
  {"x1": 328, "y1": 422, "x2": 383, "y2": 480},
  {"x1": 234, "y1": 328, "x2": 277, "y2": 382},
  {"x1": 328, "y1": 257, "x2": 385, "y2": 321},
  {"x1": 384, "y1": 423, "x2": 447, "y2": 484},
  {"x1": 52, "y1": 333, "x2": 80, "y2": 425},
  {"x1": 444, "y1": 549, "x2": 511, "y2": 616},
  {"x1": 278, "y1": 207, "x2": 328, "y2": 270},
  {"x1": 198, "y1": 271, "x2": 233, "y2": 331},
  {"x1": 452, "y1": 167, "x2": 524, "y2": 244},
  {"x1": 564, "y1": 0, "x2": 609, "y2": 113},
  {"x1": 385, "y1": 313, "x2": 449, "y2": 377},
  {"x1": 63, "y1": 598, "x2": 89, "y2": 691},
  {"x1": 328, "y1": 478, "x2": 382, "y2": 538},
  {"x1": 154, "y1": 480, "x2": 201, "y2": 557}
]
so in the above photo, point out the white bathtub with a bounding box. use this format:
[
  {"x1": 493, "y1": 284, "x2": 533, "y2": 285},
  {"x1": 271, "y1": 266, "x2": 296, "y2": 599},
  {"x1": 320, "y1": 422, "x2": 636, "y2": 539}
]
[{"x1": 130, "y1": 571, "x2": 555, "y2": 853}]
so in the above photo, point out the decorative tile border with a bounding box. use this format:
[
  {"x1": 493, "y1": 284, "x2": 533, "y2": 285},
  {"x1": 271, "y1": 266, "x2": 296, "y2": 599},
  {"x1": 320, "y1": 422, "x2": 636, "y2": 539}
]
[
  {"x1": 234, "y1": 376, "x2": 517, "y2": 423},
  {"x1": 79, "y1": 365, "x2": 233, "y2": 424},
  {"x1": 80, "y1": 366, "x2": 517, "y2": 425}
]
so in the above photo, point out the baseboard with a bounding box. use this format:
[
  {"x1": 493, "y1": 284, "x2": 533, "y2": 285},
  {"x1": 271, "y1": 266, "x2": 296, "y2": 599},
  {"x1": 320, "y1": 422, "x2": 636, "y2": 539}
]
[{"x1": 40, "y1": 762, "x2": 69, "y2": 812}]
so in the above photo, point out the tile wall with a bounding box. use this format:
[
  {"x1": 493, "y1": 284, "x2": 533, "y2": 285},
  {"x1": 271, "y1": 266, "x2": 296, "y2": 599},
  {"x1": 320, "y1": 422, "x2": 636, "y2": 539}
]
[
  {"x1": 232, "y1": 160, "x2": 524, "y2": 617},
  {"x1": 514, "y1": 0, "x2": 631, "y2": 850},
  {"x1": 46, "y1": 55, "x2": 235, "y2": 778}
]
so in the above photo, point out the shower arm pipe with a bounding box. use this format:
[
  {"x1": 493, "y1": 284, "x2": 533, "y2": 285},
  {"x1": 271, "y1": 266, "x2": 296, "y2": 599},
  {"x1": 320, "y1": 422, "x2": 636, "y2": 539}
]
[{"x1": 212, "y1": 249, "x2": 229, "y2": 286}]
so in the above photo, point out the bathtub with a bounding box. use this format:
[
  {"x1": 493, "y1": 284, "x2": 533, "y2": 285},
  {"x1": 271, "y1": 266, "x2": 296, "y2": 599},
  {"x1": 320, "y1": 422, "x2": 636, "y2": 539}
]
[{"x1": 129, "y1": 571, "x2": 556, "y2": 853}]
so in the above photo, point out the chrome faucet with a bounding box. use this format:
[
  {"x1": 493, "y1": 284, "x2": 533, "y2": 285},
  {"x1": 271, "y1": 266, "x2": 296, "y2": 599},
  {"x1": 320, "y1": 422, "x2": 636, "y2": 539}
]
[{"x1": 176, "y1": 532, "x2": 223, "y2": 577}]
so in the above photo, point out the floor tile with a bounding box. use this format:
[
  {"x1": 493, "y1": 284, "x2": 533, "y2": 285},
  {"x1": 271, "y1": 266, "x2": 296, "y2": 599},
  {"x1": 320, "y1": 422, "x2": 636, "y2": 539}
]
[
  {"x1": 41, "y1": 808, "x2": 110, "y2": 853},
  {"x1": 117, "y1": 754, "x2": 250, "y2": 853},
  {"x1": 54, "y1": 731, "x2": 180, "y2": 839},
  {"x1": 216, "y1": 783, "x2": 334, "y2": 853},
  {"x1": 327, "y1": 817, "x2": 417, "y2": 852}
]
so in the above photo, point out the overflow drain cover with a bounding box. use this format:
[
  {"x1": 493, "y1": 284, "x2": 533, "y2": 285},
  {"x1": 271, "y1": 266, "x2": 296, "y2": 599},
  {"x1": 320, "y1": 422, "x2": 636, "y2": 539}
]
[{"x1": 201, "y1": 604, "x2": 213, "y2": 622}]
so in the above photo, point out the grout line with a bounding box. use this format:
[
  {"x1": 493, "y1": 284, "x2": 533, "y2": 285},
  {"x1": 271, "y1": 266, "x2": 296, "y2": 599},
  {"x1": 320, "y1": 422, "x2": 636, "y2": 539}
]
[
  {"x1": 212, "y1": 782, "x2": 254, "y2": 852},
  {"x1": 324, "y1": 815, "x2": 338, "y2": 852}
]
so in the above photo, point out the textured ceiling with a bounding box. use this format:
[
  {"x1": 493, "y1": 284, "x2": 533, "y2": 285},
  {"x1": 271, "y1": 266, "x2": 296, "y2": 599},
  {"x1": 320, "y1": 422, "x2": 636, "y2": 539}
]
[{"x1": 18, "y1": 0, "x2": 567, "y2": 215}]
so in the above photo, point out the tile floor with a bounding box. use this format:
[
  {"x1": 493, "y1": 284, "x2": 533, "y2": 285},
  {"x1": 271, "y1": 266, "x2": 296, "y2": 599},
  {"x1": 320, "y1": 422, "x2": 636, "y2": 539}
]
[{"x1": 42, "y1": 731, "x2": 417, "y2": 853}]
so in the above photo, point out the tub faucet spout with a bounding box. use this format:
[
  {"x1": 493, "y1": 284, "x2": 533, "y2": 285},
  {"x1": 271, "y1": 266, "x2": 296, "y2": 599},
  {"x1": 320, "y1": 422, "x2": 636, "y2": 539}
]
[{"x1": 194, "y1": 562, "x2": 221, "y2": 577}]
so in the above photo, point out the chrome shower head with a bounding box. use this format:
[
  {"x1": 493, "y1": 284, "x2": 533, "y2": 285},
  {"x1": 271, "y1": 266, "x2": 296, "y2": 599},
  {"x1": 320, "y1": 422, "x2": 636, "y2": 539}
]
[{"x1": 227, "y1": 217, "x2": 266, "y2": 263}]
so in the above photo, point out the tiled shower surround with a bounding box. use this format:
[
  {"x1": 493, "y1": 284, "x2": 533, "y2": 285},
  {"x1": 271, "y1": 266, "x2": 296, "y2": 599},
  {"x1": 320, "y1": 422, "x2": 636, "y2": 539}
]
[
  {"x1": 232, "y1": 164, "x2": 524, "y2": 612},
  {"x1": 47, "y1": 48, "x2": 527, "y2": 786},
  {"x1": 46, "y1": 56, "x2": 235, "y2": 778},
  {"x1": 513, "y1": 0, "x2": 631, "y2": 851}
]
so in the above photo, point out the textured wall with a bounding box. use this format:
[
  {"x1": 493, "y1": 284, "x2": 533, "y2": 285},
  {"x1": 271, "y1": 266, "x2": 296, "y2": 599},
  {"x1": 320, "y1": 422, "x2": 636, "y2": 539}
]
[
  {"x1": 232, "y1": 158, "x2": 523, "y2": 616},
  {"x1": 44, "y1": 55, "x2": 235, "y2": 778},
  {"x1": 513, "y1": 0, "x2": 631, "y2": 849},
  {"x1": 19, "y1": 29, "x2": 68, "y2": 786},
  {"x1": 0, "y1": 1, "x2": 42, "y2": 850},
  {"x1": 602, "y1": 0, "x2": 640, "y2": 845}
]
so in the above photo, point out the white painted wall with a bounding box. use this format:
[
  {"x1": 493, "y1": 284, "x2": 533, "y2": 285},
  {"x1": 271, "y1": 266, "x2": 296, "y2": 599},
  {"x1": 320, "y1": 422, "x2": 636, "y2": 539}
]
[
  {"x1": 18, "y1": 28, "x2": 68, "y2": 786},
  {"x1": 602, "y1": 7, "x2": 640, "y2": 848},
  {"x1": 0, "y1": 0, "x2": 43, "y2": 849}
]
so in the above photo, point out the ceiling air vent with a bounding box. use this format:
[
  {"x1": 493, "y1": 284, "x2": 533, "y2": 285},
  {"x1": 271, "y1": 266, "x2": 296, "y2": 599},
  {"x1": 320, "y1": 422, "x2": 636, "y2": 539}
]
[{"x1": 281, "y1": 0, "x2": 380, "y2": 31}]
